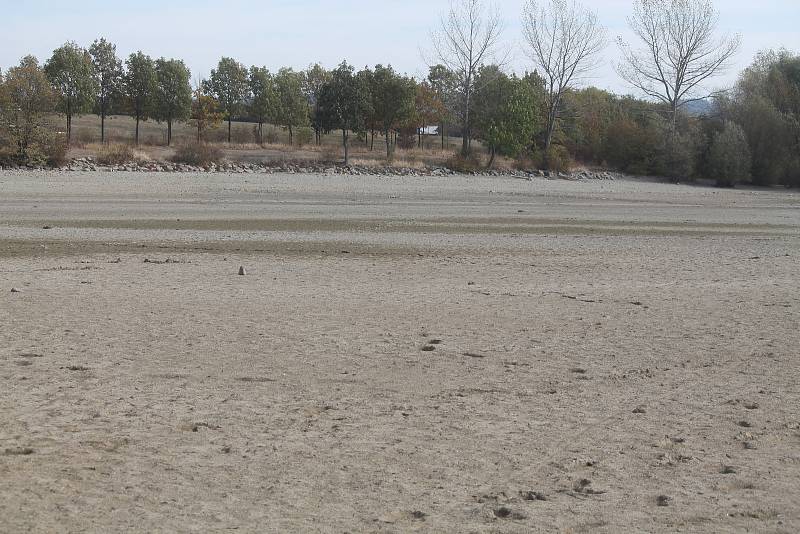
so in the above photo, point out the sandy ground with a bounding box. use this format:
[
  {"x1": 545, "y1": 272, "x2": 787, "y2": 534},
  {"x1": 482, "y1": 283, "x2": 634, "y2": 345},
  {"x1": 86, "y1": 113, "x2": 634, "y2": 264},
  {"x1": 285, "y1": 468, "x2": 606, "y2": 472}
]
[{"x1": 1, "y1": 171, "x2": 799, "y2": 533}]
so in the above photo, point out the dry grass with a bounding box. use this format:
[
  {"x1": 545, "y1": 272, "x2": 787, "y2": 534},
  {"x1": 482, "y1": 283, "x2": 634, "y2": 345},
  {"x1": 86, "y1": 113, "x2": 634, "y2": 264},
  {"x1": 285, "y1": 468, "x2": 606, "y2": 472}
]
[
  {"x1": 64, "y1": 114, "x2": 474, "y2": 168},
  {"x1": 170, "y1": 143, "x2": 224, "y2": 166},
  {"x1": 94, "y1": 144, "x2": 151, "y2": 166}
]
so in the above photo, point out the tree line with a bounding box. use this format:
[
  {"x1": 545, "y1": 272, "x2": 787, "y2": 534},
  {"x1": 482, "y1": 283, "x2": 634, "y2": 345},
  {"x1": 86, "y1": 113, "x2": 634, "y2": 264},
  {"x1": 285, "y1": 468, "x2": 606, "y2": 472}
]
[{"x1": 1, "y1": 0, "x2": 798, "y2": 186}]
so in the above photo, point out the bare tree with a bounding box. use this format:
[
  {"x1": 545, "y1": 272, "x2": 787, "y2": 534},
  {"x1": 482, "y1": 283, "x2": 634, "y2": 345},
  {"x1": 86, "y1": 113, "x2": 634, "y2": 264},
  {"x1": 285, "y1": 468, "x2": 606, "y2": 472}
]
[
  {"x1": 617, "y1": 0, "x2": 740, "y2": 130},
  {"x1": 430, "y1": 0, "x2": 505, "y2": 156},
  {"x1": 522, "y1": 0, "x2": 606, "y2": 151}
]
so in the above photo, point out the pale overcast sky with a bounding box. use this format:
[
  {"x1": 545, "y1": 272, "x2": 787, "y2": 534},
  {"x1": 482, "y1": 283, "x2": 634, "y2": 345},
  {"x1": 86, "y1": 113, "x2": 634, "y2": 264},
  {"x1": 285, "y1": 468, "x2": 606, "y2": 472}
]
[{"x1": 1, "y1": 0, "x2": 798, "y2": 95}]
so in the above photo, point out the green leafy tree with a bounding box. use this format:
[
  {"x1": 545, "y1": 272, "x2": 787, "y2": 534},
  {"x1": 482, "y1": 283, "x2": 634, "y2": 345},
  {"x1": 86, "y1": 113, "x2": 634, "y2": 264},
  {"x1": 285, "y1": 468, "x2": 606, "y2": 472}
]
[
  {"x1": 123, "y1": 51, "x2": 157, "y2": 145},
  {"x1": 0, "y1": 56, "x2": 56, "y2": 161},
  {"x1": 249, "y1": 66, "x2": 277, "y2": 146},
  {"x1": 427, "y1": 65, "x2": 458, "y2": 150},
  {"x1": 370, "y1": 65, "x2": 416, "y2": 159},
  {"x1": 190, "y1": 88, "x2": 224, "y2": 142},
  {"x1": 154, "y1": 58, "x2": 192, "y2": 145},
  {"x1": 203, "y1": 57, "x2": 249, "y2": 143},
  {"x1": 522, "y1": 0, "x2": 606, "y2": 151},
  {"x1": 431, "y1": 0, "x2": 505, "y2": 156},
  {"x1": 44, "y1": 42, "x2": 98, "y2": 144},
  {"x1": 274, "y1": 68, "x2": 308, "y2": 146},
  {"x1": 318, "y1": 62, "x2": 372, "y2": 165},
  {"x1": 473, "y1": 67, "x2": 541, "y2": 167},
  {"x1": 414, "y1": 81, "x2": 447, "y2": 149},
  {"x1": 728, "y1": 50, "x2": 800, "y2": 186},
  {"x1": 560, "y1": 87, "x2": 616, "y2": 163},
  {"x1": 301, "y1": 64, "x2": 331, "y2": 145},
  {"x1": 707, "y1": 121, "x2": 751, "y2": 187},
  {"x1": 89, "y1": 38, "x2": 123, "y2": 144}
]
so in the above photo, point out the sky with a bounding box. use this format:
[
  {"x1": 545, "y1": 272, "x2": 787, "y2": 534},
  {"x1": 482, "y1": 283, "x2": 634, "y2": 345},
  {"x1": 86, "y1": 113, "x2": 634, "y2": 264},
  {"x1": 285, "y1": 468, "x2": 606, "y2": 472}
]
[{"x1": 1, "y1": 0, "x2": 798, "y2": 95}]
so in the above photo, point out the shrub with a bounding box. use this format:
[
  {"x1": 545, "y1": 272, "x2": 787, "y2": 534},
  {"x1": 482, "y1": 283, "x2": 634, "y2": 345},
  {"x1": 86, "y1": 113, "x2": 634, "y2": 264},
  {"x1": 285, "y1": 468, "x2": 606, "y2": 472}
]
[
  {"x1": 96, "y1": 143, "x2": 136, "y2": 165},
  {"x1": 41, "y1": 132, "x2": 68, "y2": 167},
  {"x1": 707, "y1": 121, "x2": 751, "y2": 187},
  {"x1": 445, "y1": 152, "x2": 482, "y2": 173},
  {"x1": 16, "y1": 132, "x2": 68, "y2": 167},
  {"x1": 543, "y1": 144, "x2": 572, "y2": 172},
  {"x1": 0, "y1": 144, "x2": 14, "y2": 166},
  {"x1": 514, "y1": 152, "x2": 538, "y2": 172},
  {"x1": 171, "y1": 143, "x2": 223, "y2": 166}
]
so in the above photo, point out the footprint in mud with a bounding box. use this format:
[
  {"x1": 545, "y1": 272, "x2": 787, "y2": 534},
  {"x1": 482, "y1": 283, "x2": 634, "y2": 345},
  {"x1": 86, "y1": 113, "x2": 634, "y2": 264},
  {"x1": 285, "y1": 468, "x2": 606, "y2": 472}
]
[
  {"x1": 494, "y1": 507, "x2": 527, "y2": 520},
  {"x1": 572, "y1": 479, "x2": 606, "y2": 495},
  {"x1": 4, "y1": 447, "x2": 34, "y2": 456},
  {"x1": 519, "y1": 490, "x2": 547, "y2": 501},
  {"x1": 235, "y1": 377, "x2": 276, "y2": 383},
  {"x1": 180, "y1": 422, "x2": 221, "y2": 432}
]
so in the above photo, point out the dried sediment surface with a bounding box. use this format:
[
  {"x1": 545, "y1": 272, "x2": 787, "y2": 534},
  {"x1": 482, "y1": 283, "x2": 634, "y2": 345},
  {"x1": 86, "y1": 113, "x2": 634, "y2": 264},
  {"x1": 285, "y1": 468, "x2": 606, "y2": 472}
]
[{"x1": 1, "y1": 171, "x2": 799, "y2": 533}]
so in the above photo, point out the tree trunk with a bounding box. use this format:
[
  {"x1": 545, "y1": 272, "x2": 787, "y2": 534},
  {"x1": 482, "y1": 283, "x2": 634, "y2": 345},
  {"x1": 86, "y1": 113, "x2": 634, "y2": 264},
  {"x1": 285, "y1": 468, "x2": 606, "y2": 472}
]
[
  {"x1": 167, "y1": 119, "x2": 172, "y2": 146},
  {"x1": 385, "y1": 127, "x2": 391, "y2": 160},
  {"x1": 487, "y1": 146, "x2": 496, "y2": 169},
  {"x1": 342, "y1": 129, "x2": 349, "y2": 165},
  {"x1": 101, "y1": 111, "x2": 106, "y2": 145},
  {"x1": 259, "y1": 122, "x2": 264, "y2": 146},
  {"x1": 544, "y1": 93, "x2": 561, "y2": 151},
  {"x1": 441, "y1": 123, "x2": 445, "y2": 151},
  {"x1": 461, "y1": 87, "x2": 471, "y2": 156},
  {"x1": 228, "y1": 118, "x2": 232, "y2": 143},
  {"x1": 66, "y1": 113, "x2": 72, "y2": 146},
  {"x1": 197, "y1": 123, "x2": 201, "y2": 143},
  {"x1": 370, "y1": 130, "x2": 375, "y2": 151},
  {"x1": 135, "y1": 116, "x2": 140, "y2": 146},
  {"x1": 288, "y1": 124, "x2": 293, "y2": 146},
  {"x1": 669, "y1": 101, "x2": 680, "y2": 183}
]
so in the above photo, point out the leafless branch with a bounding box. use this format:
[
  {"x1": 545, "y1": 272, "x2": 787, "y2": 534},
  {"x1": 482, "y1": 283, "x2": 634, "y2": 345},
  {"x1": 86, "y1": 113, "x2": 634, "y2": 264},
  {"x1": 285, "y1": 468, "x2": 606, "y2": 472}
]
[
  {"x1": 522, "y1": 0, "x2": 606, "y2": 149},
  {"x1": 616, "y1": 0, "x2": 741, "y2": 118},
  {"x1": 429, "y1": 0, "x2": 506, "y2": 155}
]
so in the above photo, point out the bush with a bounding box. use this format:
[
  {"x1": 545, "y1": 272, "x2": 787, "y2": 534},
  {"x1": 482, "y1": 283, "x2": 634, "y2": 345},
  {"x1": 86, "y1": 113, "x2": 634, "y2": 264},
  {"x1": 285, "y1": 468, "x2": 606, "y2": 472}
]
[
  {"x1": 171, "y1": 143, "x2": 223, "y2": 166},
  {"x1": 41, "y1": 132, "x2": 68, "y2": 167},
  {"x1": 445, "y1": 152, "x2": 482, "y2": 173},
  {"x1": 514, "y1": 152, "x2": 538, "y2": 172},
  {"x1": 707, "y1": 122, "x2": 751, "y2": 187},
  {"x1": 17, "y1": 132, "x2": 68, "y2": 168},
  {"x1": 543, "y1": 144, "x2": 572, "y2": 172},
  {"x1": 96, "y1": 144, "x2": 136, "y2": 165},
  {"x1": 0, "y1": 144, "x2": 14, "y2": 166}
]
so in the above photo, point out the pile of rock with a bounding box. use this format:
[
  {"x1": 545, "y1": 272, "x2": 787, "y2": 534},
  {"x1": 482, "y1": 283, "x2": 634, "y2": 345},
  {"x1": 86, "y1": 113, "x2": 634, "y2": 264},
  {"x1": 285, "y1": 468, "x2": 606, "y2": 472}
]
[{"x1": 6, "y1": 156, "x2": 617, "y2": 181}]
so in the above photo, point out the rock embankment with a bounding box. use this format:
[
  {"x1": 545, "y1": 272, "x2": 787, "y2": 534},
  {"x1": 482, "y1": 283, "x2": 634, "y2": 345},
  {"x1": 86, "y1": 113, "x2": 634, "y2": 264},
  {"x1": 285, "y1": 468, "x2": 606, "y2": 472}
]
[{"x1": 2, "y1": 157, "x2": 618, "y2": 180}]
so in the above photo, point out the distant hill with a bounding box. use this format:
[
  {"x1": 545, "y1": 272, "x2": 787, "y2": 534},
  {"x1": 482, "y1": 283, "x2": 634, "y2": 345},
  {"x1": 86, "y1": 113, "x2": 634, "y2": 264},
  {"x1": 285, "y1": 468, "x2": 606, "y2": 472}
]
[{"x1": 683, "y1": 99, "x2": 714, "y2": 116}]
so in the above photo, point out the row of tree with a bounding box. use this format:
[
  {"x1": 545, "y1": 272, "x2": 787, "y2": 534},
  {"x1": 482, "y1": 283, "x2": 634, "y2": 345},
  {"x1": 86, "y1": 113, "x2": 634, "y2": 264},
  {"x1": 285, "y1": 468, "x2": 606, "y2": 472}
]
[{"x1": 1, "y1": 0, "x2": 799, "y2": 186}]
